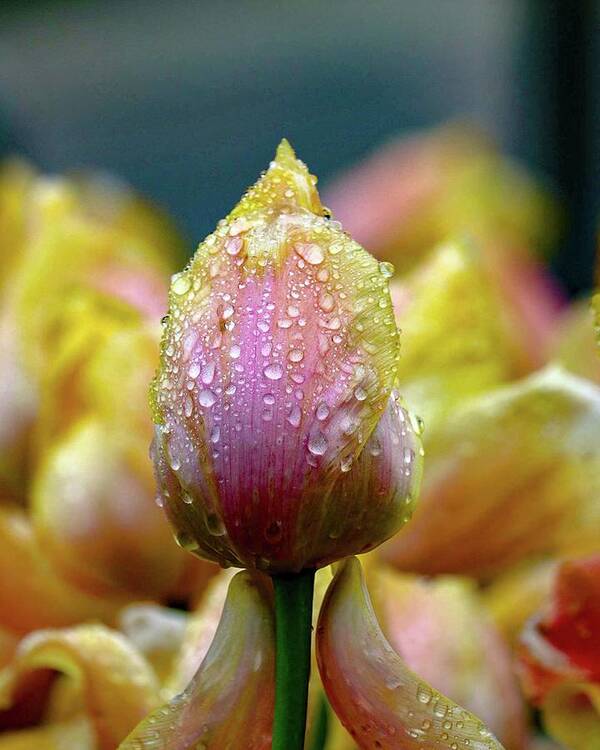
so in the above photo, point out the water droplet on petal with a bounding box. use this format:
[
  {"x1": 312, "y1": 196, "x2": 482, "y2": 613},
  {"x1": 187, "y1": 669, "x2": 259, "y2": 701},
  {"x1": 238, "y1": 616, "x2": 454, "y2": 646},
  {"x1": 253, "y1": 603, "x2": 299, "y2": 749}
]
[
  {"x1": 316, "y1": 402, "x2": 330, "y2": 421},
  {"x1": 264, "y1": 362, "x2": 284, "y2": 380},
  {"x1": 295, "y1": 242, "x2": 324, "y2": 265},
  {"x1": 287, "y1": 404, "x2": 302, "y2": 427},
  {"x1": 172, "y1": 273, "x2": 191, "y2": 295},
  {"x1": 201, "y1": 362, "x2": 216, "y2": 385},
  {"x1": 318, "y1": 292, "x2": 335, "y2": 312},
  {"x1": 378, "y1": 261, "x2": 395, "y2": 278},
  {"x1": 288, "y1": 348, "x2": 304, "y2": 363},
  {"x1": 308, "y1": 431, "x2": 328, "y2": 456},
  {"x1": 198, "y1": 389, "x2": 217, "y2": 407}
]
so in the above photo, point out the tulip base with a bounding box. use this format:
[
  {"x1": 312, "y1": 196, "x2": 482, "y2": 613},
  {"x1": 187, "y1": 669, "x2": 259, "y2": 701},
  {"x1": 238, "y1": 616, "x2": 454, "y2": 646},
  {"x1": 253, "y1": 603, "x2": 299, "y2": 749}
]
[{"x1": 272, "y1": 568, "x2": 315, "y2": 750}]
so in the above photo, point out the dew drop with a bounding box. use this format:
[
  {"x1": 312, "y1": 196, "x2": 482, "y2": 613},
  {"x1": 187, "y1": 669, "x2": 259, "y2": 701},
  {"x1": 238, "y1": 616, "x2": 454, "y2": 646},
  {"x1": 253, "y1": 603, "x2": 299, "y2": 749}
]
[
  {"x1": 172, "y1": 273, "x2": 191, "y2": 295},
  {"x1": 378, "y1": 261, "x2": 395, "y2": 278},
  {"x1": 225, "y1": 236, "x2": 243, "y2": 255},
  {"x1": 188, "y1": 362, "x2": 201, "y2": 379},
  {"x1": 318, "y1": 292, "x2": 335, "y2": 313},
  {"x1": 229, "y1": 344, "x2": 241, "y2": 359},
  {"x1": 288, "y1": 348, "x2": 304, "y2": 363},
  {"x1": 287, "y1": 404, "x2": 302, "y2": 428},
  {"x1": 264, "y1": 363, "x2": 284, "y2": 380},
  {"x1": 198, "y1": 389, "x2": 217, "y2": 408},
  {"x1": 354, "y1": 386, "x2": 367, "y2": 401},
  {"x1": 206, "y1": 513, "x2": 225, "y2": 536},
  {"x1": 201, "y1": 362, "x2": 216, "y2": 385},
  {"x1": 210, "y1": 425, "x2": 221, "y2": 443},
  {"x1": 316, "y1": 402, "x2": 330, "y2": 421},
  {"x1": 308, "y1": 431, "x2": 328, "y2": 456},
  {"x1": 295, "y1": 242, "x2": 325, "y2": 265},
  {"x1": 416, "y1": 685, "x2": 432, "y2": 704}
]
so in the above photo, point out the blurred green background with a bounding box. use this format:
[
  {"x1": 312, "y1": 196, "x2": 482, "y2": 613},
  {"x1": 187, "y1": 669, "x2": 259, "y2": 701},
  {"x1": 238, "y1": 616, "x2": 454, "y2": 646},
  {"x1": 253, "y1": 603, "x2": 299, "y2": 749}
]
[{"x1": 0, "y1": 0, "x2": 597, "y2": 293}]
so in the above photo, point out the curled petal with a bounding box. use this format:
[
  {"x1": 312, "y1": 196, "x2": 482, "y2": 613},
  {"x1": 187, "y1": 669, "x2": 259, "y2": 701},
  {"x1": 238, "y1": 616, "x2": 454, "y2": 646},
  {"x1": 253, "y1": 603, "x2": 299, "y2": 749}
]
[
  {"x1": 151, "y1": 140, "x2": 419, "y2": 572},
  {"x1": 120, "y1": 570, "x2": 274, "y2": 750},
  {"x1": 518, "y1": 555, "x2": 600, "y2": 697},
  {"x1": 0, "y1": 715, "x2": 94, "y2": 749},
  {"x1": 0, "y1": 624, "x2": 160, "y2": 749},
  {"x1": 32, "y1": 418, "x2": 188, "y2": 599},
  {"x1": 165, "y1": 569, "x2": 237, "y2": 695},
  {"x1": 317, "y1": 557, "x2": 504, "y2": 749},
  {"x1": 0, "y1": 507, "x2": 123, "y2": 634},
  {"x1": 517, "y1": 555, "x2": 600, "y2": 749},
  {"x1": 369, "y1": 568, "x2": 526, "y2": 748},
  {"x1": 383, "y1": 366, "x2": 600, "y2": 576}
]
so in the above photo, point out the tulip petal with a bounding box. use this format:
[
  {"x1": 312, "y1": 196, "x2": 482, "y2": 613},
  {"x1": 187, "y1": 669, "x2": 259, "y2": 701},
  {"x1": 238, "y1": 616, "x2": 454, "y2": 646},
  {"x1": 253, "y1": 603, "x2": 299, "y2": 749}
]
[
  {"x1": 317, "y1": 557, "x2": 504, "y2": 749},
  {"x1": 0, "y1": 715, "x2": 94, "y2": 749},
  {"x1": 165, "y1": 569, "x2": 237, "y2": 695},
  {"x1": 118, "y1": 605, "x2": 187, "y2": 686},
  {"x1": 549, "y1": 299, "x2": 600, "y2": 384},
  {"x1": 0, "y1": 624, "x2": 160, "y2": 749},
  {"x1": 323, "y1": 124, "x2": 559, "y2": 271},
  {"x1": 518, "y1": 556, "x2": 600, "y2": 749},
  {"x1": 393, "y1": 240, "x2": 512, "y2": 429},
  {"x1": 151, "y1": 140, "x2": 419, "y2": 572},
  {"x1": 13, "y1": 175, "x2": 175, "y2": 378},
  {"x1": 483, "y1": 560, "x2": 557, "y2": 644},
  {"x1": 32, "y1": 417, "x2": 187, "y2": 599},
  {"x1": 0, "y1": 507, "x2": 123, "y2": 634},
  {"x1": 369, "y1": 568, "x2": 526, "y2": 748},
  {"x1": 120, "y1": 570, "x2": 274, "y2": 750},
  {"x1": 383, "y1": 366, "x2": 600, "y2": 576}
]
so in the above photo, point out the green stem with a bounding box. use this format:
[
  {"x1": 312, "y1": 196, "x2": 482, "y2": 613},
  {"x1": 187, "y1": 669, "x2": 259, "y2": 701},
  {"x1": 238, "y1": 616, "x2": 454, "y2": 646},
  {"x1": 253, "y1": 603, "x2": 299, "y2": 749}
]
[{"x1": 272, "y1": 568, "x2": 315, "y2": 750}]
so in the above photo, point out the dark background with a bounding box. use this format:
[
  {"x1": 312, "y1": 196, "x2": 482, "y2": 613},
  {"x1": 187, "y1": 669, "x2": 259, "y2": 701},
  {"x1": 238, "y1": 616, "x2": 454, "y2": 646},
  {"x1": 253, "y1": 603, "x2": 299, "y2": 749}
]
[{"x1": 0, "y1": 0, "x2": 597, "y2": 293}]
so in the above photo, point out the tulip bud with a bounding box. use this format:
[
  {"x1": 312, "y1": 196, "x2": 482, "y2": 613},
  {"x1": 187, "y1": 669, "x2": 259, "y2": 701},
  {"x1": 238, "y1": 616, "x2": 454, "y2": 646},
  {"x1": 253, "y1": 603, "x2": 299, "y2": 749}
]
[{"x1": 151, "y1": 140, "x2": 422, "y2": 573}]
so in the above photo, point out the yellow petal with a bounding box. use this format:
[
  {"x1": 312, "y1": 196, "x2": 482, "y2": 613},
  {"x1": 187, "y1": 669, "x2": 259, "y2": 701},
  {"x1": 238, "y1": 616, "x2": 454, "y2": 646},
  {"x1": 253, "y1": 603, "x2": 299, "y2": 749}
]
[
  {"x1": 317, "y1": 557, "x2": 504, "y2": 749},
  {"x1": 13, "y1": 174, "x2": 176, "y2": 379},
  {"x1": 393, "y1": 240, "x2": 512, "y2": 429},
  {"x1": 383, "y1": 366, "x2": 600, "y2": 576},
  {"x1": 32, "y1": 417, "x2": 188, "y2": 600},
  {"x1": 0, "y1": 715, "x2": 94, "y2": 750},
  {"x1": 120, "y1": 570, "x2": 274, "y2": 750},
  {"x1": 323, "y1": 124, "x2": 559, "y2": 273},
  {"x1": 550, "y1": 299, "x2": 600, "y2": 384},
  {"x1": 542, "y1": 683, "x2": 600, "y2": 750},
  {"x1": 0, "y1": 506, "x2": 123, "y2": 634},
  {"x1": 483, "y1": 560, "x2": 557, "y2": 643},
  {"x1": 0, "y1": 159, "x2": 35, "y2": 293},
  {"x1": 0, "y1": 624, "x2": 160, "y2": 749}
]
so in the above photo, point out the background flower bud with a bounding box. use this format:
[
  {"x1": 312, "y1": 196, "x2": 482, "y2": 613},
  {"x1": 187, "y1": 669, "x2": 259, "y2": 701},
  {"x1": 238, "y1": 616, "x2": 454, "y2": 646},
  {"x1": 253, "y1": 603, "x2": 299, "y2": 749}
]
[{"x1": 151, "y1": 141, "x2": 422, "y2": 572}]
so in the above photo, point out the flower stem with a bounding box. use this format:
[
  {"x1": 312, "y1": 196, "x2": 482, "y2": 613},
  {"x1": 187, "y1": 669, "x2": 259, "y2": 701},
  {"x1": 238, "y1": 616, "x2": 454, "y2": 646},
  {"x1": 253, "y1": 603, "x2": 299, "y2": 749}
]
[{"x1": 272, "y1": 568, "x2": 315, "y2": 750}]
